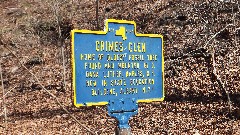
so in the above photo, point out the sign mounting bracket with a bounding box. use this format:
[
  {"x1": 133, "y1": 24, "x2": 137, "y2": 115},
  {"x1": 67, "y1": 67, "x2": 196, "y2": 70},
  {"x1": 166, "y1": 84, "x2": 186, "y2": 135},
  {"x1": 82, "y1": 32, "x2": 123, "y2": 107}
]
[{"x1": 108, "y1": 98, "x2": 138, "y2": 134}]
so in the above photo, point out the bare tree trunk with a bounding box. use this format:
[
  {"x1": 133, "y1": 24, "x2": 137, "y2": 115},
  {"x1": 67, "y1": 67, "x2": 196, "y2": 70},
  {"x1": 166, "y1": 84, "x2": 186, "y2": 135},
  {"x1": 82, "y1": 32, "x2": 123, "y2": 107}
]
[
  {"x1": 53, "y1": 0, "x2": 66, "y2": 91},
  {"x1": 96, "y1": 0, "x2": 99, "y2": 30},
  {"x1": 0, "y1": 57, "x2": 7, "y2": 130},
  {"x1": 61, "y1": 41, "x2": 66, "y2": 91},
  {"x1": 3, "y1": 44, "x2": 96, "y2": 135}
]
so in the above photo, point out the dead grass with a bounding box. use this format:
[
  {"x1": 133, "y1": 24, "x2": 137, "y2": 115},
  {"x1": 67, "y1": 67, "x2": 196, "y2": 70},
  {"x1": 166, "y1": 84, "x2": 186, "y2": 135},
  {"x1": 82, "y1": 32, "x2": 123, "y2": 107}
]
[{"x1": 0, "y1": 0, "x2": 239, "y2": 134}]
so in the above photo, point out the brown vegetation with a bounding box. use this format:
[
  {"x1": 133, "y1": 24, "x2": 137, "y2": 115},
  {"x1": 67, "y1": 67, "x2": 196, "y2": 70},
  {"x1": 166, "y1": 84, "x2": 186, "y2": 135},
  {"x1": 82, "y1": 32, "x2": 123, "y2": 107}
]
[{"x1": 0, "y1": 0, "x2": 239, "y2": 134}]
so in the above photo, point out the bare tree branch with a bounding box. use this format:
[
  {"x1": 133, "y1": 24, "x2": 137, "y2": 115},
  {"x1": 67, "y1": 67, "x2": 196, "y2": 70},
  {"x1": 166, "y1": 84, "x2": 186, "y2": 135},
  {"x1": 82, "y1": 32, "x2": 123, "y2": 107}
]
[
  {"x1": 0, "y1": 57, "x2": 7, "y2": 130},
  {"x1": 52, "y1": 0, "x2": 67, "y2": 92},
  {"x1": 211, "y1": 50, "x2": 232, "y2": 113},
  {"x1": 165, "y1": 23, "x2": 234, "y2": 63},
  {"x1": 0, "y1": 85, "x2": 17, "y2": 101},
  {"x1": 203, "y1": 23, "x2": 233, "y2": 48},
  {"x1": 3, "y1": 45, "x2": 96, "y2": 135}
]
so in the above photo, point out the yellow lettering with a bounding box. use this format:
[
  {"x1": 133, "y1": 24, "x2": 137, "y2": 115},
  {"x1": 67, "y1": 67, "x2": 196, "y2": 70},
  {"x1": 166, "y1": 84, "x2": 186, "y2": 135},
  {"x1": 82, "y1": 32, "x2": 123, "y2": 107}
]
[
  {"x1": 92, "y1": 89, "x2": 97, "y2": 96},
  {"x1": 110, "y1": 88, "x2": 115, "y2": 95},
  {"x1": 114, "y1": 42, "x2": 118, "y2": 52},
  {"x1": 86, "y1": 71, "x2": 99, "y2": 78},
  {"x1": 95, "y1": 41, "x2": 124, "y2": 52},
  {"x1": 108, "y1": 41, "x2": 113, "y2": 51},
  {"x1": 143, "y1": 87, "x2": 146, "y2": 93},
  {"x1": 144, "y1": 63, "x2": 148, "y2": 68},
  {"x1": 104, "y1": 88, "x2": 107, "y2": 95},
  {"x1": 86, "y1": 80, "x2": 97, "y2": 87},
  {"x1": 90, "y1": 63, "x2": 92, "y2": 69},
  {"x1": 152, "y1": 62, "x2": 155, "y2": 68},
  {"x1": 119, "y1": 42, "x2": 123, "y2": 52},
  {"x1": 96, "y1": 41, "x2": 100, "y2": 51},
  {"x1": 84, "y1": 62, "x2": 101, "y2": 69},
  {"x1": 95, "y1": 41, "x2": 104, "y2": 51},
  {"x1": 100, "y1": 41, "x2": 104, "y2": 51},
  {"x1": 80, "y1": 54, "x2": 84, "y2": 60},
  {"x1": 80, "y1": 54, "x2": 95, "y2": 60},
  {"x1": 134, "y1": 43, "x2": 137, "y2": 52},
  {"x1": 146, "y1": 71, "x2": 150, "y2": 77},
  {"x1": 128, "y1": 42, "x2": 132, "y2": 52},
  {"x1": 131, "y1": 71, "x2": 135, "y2": 76},
  {"x1": 98, "y1": 54, "x2": 103, "y2": 60},
  {"x1": 102, "y1": 80, "x2": 107, "y2": 87},
  {"x1": 128, "y1": 42, "x2": 146, "y2": 53},
  {"x1": 152, "y1": 71, "x2": 155, "y2": 76},
  {"x1": 118, "y1": 62, "x2": 139, "y2": 69},
  {"x1": 147, "y1": 54, "x2": 157, "y2": 61},
  {"x1": 142, "y1": 42, "x2": 146, "y2": 52}
]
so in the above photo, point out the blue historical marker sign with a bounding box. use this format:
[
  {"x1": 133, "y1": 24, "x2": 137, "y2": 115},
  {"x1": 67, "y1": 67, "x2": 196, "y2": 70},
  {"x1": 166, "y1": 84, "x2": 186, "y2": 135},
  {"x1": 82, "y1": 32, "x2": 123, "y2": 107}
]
[{"x1": 72, "y1": 19, "x2": 164, "y2": 107}]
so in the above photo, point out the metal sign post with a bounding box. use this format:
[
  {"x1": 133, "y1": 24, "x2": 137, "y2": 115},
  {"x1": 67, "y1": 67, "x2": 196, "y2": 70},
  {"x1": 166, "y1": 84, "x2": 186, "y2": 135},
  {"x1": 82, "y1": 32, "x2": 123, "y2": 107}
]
[
  {"x1": 71, "y1": 19, "x2": 164, "y2": 134},
  {"x1": 108, "y1": 98, "x2": 138, "y2": 135}
]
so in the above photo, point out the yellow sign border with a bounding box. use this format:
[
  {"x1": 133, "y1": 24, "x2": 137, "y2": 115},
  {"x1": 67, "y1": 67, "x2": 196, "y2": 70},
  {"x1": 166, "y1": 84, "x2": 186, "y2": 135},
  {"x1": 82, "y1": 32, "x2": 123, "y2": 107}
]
[{"x1": 71, "y1": 19, "x2": 164, "y2": 107}]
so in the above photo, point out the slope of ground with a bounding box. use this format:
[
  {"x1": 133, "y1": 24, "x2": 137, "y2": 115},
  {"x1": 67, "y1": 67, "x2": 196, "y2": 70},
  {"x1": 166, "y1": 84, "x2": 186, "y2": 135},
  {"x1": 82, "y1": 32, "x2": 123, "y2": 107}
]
[{"x1": 0, "y1": 0, "x2": 239, "y2": 134}]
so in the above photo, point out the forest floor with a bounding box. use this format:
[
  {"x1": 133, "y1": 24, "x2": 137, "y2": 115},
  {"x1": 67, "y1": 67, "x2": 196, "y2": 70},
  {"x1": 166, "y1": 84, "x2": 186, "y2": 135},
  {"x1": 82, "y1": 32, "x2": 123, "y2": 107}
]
[{"x1": 0, "y1": 0, "x2": 240, "y2": 134}]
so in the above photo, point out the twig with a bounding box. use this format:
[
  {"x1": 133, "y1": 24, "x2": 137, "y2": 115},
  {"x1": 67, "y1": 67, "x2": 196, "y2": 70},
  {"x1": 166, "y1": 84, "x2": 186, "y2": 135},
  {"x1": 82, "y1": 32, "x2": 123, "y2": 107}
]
[
  {"x1": 211, "y1": 50, "x2": 232, "y2": 112},
  {"x1": 52, "y1": 0, "x2": 66, "y2": 92},
  {"x1": 0, "y1": 111, "x2": 3, "y2": 116},
  {"x1": 165, "y1": 23, "x2": 234, "y2": 63},
  {"x1": 233, "y1": 6, "x2": 237, "y2": 48},
  {"x1": 224, "y1": 63, "x2": 232, "y2": 113},
  {"x1": 61, "y1": 44, "x2": 66, "y2": 91},
  {"x1": 164, "y1": 22, "x2": 234, "y2": 113},
  {"x1": 233, "y1": 2, "x2": 239, "y2": 68},
  {"x1": 0, "y1": 57, "x2": 7, "y2": 130},
  {"x1": 3, "y1": 45, "x2": 96, "y2": 135},
  {"x1": 96, "y1": 0, "x2": 99, "y2": 30},
  {"x1": 0, "y1": 84, "x2": 17, "y2": 101},
  {"x1": 202, "y1": 23, "x2": 233, "y2": 48},
  {"x1": 95, "y1": 106, "x2": 112, "y2": 134}
]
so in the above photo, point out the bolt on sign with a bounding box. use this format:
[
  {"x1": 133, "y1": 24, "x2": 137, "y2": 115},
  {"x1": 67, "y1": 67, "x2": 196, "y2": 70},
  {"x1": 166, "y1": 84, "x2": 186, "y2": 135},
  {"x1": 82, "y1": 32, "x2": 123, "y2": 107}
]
[
  {"x1": 71, "y1": 19, "x2": 164, "y2": 132},
  {"x1": 72, "y1": 19, "x2": 164, "y2": 105}
]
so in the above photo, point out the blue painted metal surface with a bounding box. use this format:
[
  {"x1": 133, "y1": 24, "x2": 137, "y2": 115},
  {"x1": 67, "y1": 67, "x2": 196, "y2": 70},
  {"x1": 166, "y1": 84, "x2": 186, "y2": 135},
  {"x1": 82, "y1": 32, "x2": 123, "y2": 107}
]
[
  {"x1": 72, "y1": 19, "x2": 164, "y2": 107},
  {"x1": 72, "y1": 19, "x2": 164, "y2": 130},
  {"x1": 108, "y1": 98, "x2": 138, "y2": 129}
]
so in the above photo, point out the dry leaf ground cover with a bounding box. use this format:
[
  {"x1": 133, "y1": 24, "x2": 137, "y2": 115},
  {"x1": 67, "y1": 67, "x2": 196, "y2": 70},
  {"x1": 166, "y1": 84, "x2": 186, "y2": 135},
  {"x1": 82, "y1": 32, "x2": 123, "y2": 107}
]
[{"x1": 0, "y1": 0, "x2": 240, "y2": 134}]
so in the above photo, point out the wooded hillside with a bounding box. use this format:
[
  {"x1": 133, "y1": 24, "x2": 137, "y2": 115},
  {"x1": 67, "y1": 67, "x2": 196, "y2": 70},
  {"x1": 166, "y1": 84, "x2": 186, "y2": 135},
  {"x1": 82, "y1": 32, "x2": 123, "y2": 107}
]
[{"x1": 0, "y1": 0, "x2": 239, "y2": 134}]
